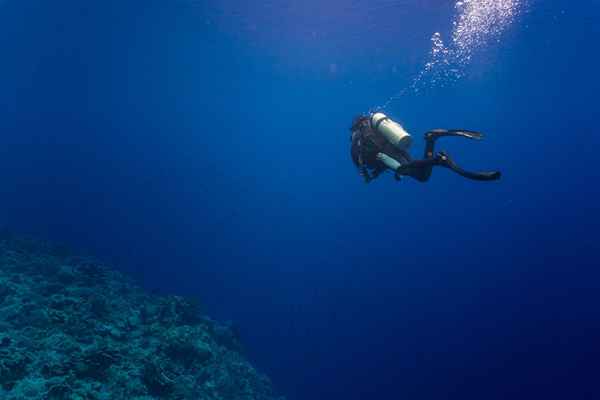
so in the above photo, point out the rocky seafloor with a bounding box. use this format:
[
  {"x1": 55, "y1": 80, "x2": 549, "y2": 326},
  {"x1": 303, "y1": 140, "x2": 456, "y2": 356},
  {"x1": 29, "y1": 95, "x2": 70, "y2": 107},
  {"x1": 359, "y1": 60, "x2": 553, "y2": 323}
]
[{"x1": 0, "y1": 234, "x2": 285, "y2": 400}]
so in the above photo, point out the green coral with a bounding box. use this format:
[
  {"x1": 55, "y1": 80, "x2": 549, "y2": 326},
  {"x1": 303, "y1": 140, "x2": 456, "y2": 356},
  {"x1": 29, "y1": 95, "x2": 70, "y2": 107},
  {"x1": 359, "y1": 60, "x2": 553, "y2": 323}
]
[{"x1": 0, "y1": 353, "x2": 30, "y2": 390}]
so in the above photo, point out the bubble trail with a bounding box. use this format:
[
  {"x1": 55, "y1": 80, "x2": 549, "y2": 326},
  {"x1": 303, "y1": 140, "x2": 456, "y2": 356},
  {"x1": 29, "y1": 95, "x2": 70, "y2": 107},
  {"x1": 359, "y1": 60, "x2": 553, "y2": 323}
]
[{"x1": 377, "y1": 0, "x2": 524, "y2": 111}]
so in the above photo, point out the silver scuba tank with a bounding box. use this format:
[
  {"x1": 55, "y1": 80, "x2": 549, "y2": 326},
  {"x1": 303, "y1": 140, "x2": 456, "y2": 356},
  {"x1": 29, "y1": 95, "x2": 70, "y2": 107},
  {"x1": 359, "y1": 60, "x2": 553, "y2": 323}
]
[{"x1": 370, "y1": 112, "x2": 412, "y2": 151}]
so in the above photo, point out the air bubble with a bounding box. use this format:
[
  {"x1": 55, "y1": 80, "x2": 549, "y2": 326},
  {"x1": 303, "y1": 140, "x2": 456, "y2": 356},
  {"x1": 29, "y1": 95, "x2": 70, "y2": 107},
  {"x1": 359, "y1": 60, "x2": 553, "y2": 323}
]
[{"x1": 377, "y1": 0, "x2": 525, "y2": 111}]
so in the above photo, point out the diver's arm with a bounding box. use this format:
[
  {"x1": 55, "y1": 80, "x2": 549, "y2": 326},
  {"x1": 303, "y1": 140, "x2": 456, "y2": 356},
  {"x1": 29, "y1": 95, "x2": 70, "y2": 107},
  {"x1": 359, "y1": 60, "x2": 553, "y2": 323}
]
[
  {"x1": 359, "y1": 164, "x2": 386, "y2": 183},
  {"x1": 369, "y1": 167, "x2": 386, "y2": 182}
]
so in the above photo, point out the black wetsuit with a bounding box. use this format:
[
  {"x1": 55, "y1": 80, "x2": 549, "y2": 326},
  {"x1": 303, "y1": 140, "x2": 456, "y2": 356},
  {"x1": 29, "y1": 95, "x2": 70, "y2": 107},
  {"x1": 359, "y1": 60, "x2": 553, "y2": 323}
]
[{"x1": 350, "y1": 115, "x2": 501, "y2": 183}]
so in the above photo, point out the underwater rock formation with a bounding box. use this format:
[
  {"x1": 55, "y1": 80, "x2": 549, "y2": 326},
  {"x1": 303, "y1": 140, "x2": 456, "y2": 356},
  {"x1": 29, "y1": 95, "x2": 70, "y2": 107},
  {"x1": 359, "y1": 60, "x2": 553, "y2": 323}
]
[{"x1": 0, "y1": 234, "x2": 285, "y2": 400}]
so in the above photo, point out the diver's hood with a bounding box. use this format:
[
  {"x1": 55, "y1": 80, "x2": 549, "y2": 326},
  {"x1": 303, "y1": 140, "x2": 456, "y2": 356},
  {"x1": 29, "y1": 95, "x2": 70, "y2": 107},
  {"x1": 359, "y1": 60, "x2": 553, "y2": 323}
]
[{"x1": 370, "y1": 112, "x2": 412, "y2": 151}]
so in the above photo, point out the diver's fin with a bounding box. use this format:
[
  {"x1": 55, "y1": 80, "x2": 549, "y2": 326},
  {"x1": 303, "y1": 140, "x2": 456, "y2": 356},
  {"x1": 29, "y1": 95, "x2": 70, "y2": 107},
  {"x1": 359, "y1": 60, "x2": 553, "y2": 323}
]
[
  {"x1": 448, "y1": 129, "x2": 483, "y2": 140},
  {"x1": 427, "y1": 129, "x2": 483, "y2": 141},
  {"x1": 437, "y1": 151, "x2": 501, "y2": 181}
]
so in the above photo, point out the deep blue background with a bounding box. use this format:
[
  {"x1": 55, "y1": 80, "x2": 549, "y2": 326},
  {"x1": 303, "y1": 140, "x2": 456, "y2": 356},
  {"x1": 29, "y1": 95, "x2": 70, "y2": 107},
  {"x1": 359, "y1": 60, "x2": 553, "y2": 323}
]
[{"x1": 1, "y1": 0, "x2": 599, "y2": 399}]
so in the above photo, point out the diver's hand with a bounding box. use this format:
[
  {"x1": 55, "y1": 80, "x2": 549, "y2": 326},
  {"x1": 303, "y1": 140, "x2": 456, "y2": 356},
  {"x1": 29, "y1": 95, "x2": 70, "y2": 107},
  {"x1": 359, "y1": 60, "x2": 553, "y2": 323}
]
[{"x1": 376, "y1": 153, "x2": 402, "y2": 170}]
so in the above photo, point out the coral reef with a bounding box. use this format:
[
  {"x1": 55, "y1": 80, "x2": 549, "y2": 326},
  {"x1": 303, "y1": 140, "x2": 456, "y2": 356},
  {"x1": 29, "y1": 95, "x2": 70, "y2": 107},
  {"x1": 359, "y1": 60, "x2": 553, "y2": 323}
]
[{"x1": 0, "y1": 234, "x2": 284, "y2": 400}]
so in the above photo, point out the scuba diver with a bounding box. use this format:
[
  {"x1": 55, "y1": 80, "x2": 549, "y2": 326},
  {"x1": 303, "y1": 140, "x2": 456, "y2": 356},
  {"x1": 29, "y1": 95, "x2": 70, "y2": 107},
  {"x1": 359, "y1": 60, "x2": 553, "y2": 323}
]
[{"x1": 350, "y1": 112, "x2": 501, "y2": 183}]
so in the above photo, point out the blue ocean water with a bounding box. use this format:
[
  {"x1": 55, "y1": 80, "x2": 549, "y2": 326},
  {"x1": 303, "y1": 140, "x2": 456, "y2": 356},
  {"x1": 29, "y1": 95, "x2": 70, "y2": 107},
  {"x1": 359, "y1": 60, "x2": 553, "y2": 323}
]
[{"x1": 1, "y1": 0, "x2": 599, "y2": 399}]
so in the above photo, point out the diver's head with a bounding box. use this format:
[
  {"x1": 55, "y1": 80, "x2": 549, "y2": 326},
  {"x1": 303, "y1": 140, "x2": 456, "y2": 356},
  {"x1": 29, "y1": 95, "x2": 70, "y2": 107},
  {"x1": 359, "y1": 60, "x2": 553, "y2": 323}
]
[{"x1": 350, "y1": 114, "x2": 370, "y2": 131}]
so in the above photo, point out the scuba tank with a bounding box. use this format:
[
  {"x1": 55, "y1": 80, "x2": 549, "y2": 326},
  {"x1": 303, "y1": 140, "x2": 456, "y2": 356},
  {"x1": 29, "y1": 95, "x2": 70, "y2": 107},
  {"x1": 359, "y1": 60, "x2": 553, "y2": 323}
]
[{"x1": 370, "y1": 112, "x2": 412, "y2": 151}]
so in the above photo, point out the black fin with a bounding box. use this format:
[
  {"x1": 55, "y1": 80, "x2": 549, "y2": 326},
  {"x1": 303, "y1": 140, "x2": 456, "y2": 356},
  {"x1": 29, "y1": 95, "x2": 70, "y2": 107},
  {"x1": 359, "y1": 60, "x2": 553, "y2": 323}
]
[
  {"x1": 427, "y1": 129, "x2": 483, "y2": 141},
  {"x1": 437, "y1": 151, "x2": 501, "y2": 181}
]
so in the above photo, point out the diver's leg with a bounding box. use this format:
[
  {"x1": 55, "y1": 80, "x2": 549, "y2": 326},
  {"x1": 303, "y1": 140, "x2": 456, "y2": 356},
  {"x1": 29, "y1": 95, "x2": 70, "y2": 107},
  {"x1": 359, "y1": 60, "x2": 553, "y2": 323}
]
[
  {"x1": 395, "y1": 158, "x2": 438, "y2": 182},
  {"x1": 424, "y1": 132, "x2": 437, "y2": 159},
  {"x1": 377, "y1": 152, "x2": 435, "y2": 182},
  {"x1": 396, "y1": 150, "x2": 500, "y2": 182},
  {"x1": 437, "y1": 152, "x2": 501, "y2": 181},
  {"x1": 423, "y1": 129, "x2": 483, "y2": 157},
  {"x1": 423, "y1": 129, "x2": 482, "y2": 157}
]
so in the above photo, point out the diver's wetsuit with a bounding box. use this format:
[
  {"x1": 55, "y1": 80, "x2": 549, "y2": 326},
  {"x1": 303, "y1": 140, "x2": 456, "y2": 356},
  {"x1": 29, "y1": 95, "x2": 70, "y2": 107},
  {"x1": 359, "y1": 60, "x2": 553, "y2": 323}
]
[{"x1": 350, "y1": 116, "x2": 501, "y2": 183}]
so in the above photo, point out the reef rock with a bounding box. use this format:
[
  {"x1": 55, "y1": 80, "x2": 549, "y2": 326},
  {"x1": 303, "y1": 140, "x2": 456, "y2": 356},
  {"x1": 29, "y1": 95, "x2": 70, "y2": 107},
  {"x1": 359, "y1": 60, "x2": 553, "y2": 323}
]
[{"x1": 0, "y1": 234, "x2": 285, "y2": 400}]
